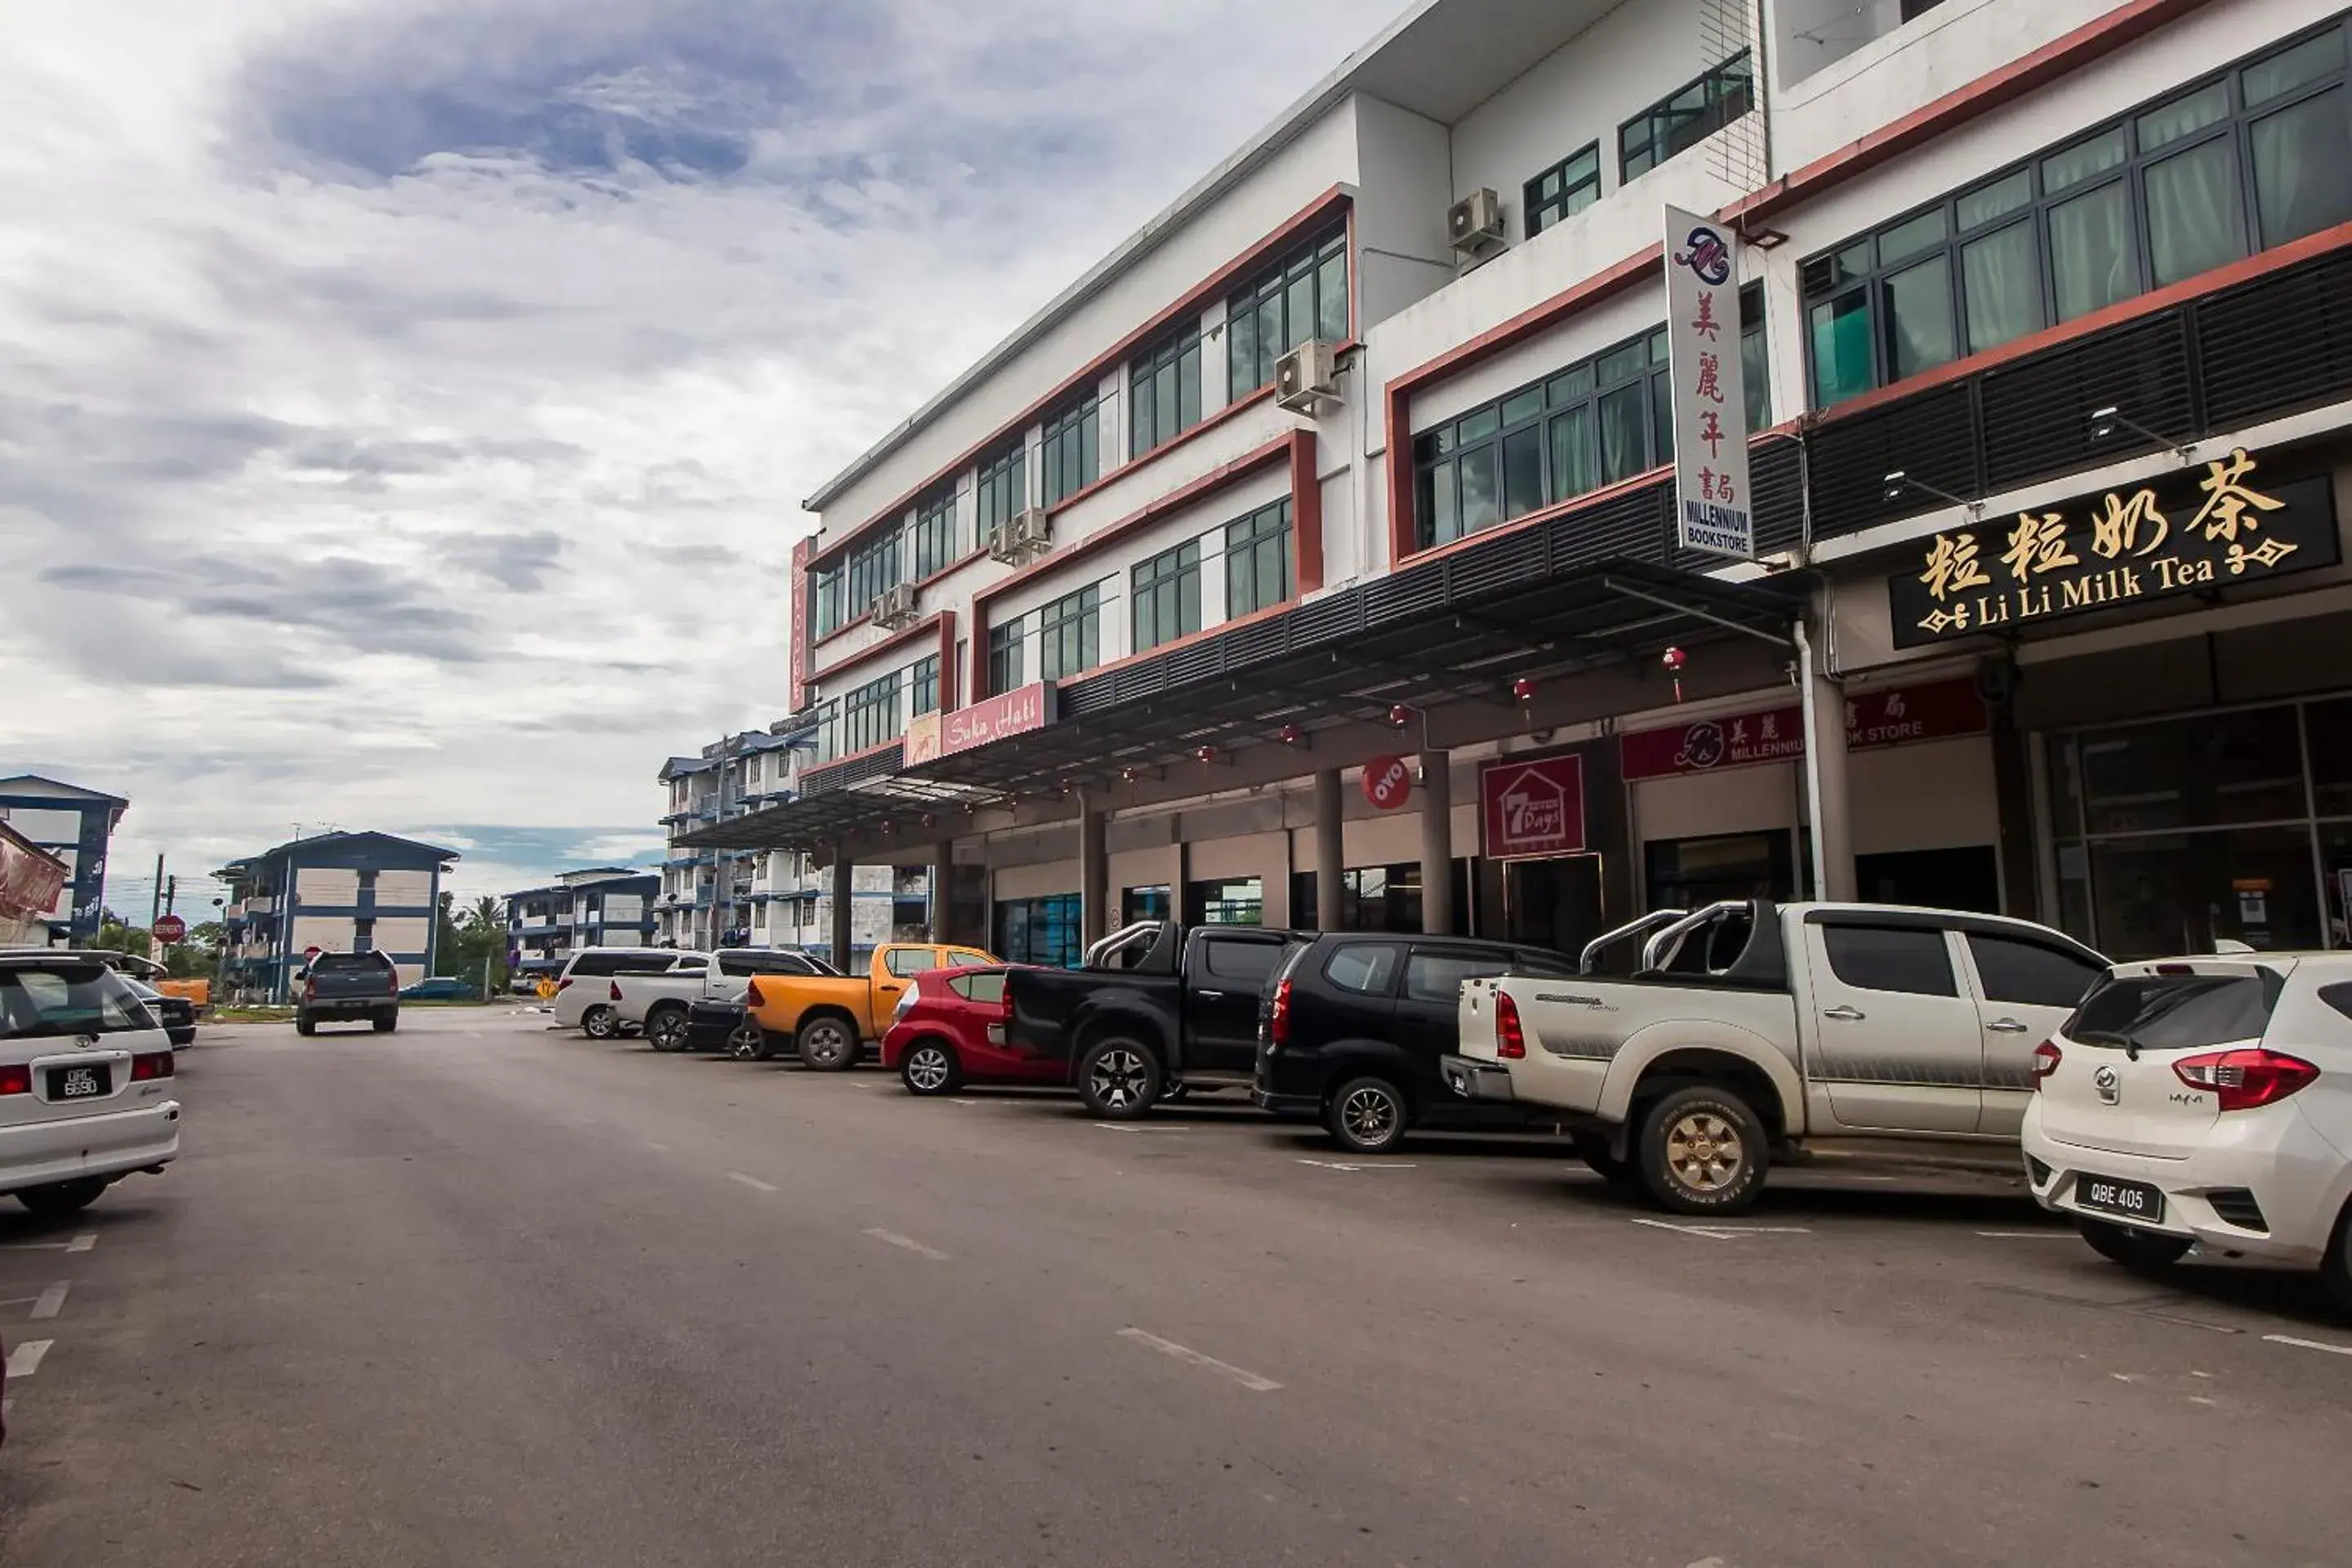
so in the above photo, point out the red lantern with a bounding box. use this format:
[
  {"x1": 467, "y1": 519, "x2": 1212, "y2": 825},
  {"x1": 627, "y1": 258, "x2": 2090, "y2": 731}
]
[
  {"x1": 1278, "y1": 724, "x2": 1303, "y2": 746},
  {"x1": 1512, "y1": 677, "x2": 1536, "y2": 703},
  {"x1": 1196, "y1": 746, "x2": 1217, "y2": 764},
  {"x1": 1662, "y1": 645, "x2": 1688, "y2": 704},
  {"x1": 1387, "y1": 704, "x2": 1412, "y2": 728}
]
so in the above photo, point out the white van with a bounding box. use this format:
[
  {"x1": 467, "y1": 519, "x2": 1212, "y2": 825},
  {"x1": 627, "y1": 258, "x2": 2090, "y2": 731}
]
[
  {"x1": 0, "y1": 951, "x2": 181, "y2": 1216},
  {"x1": 551, "y1": 949, "x2": 709, "y2": 1037}
]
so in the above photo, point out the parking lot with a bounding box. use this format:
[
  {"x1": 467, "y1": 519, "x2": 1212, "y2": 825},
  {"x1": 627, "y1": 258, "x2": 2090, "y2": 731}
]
[{"x1": 5, "y1": 1008, "x2": 2350, "y2": 1567}]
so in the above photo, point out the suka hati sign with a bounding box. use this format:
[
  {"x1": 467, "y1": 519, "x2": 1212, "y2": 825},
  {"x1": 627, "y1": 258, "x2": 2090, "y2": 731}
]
[
  {"x1": 1480, "y1": 755, "x2": 1587, "y2": 862},
  {"x1": 903, "y1": 682, "x2": 1058, "y2": 768}
]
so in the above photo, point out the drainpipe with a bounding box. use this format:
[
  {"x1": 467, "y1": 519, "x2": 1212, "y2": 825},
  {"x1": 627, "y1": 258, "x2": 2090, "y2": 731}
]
[{"x1": 1793, "y1": 620, "x2": 1830, "y2": 903}]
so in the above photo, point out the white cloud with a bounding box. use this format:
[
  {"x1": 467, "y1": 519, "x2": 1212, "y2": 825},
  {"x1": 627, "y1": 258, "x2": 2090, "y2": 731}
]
[{"x1": 2, "y1": 0, "x2": 1394, "y2": 906}]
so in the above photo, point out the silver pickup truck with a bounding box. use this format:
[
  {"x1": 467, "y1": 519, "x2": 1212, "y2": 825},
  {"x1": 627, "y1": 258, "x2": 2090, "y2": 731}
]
[{"x1": 1444, "y1": 899, "x2": 2106, "y2": 1214}]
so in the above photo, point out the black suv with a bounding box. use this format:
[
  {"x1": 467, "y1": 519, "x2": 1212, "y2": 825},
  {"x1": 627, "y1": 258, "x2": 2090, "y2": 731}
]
[{"x1": 1254, "y1": 933, "x2": 1579, "y2": 1155}]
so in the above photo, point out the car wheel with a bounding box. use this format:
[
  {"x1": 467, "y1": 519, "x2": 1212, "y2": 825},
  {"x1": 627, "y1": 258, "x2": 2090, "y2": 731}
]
[
  {"x1": 646, "y1": 1007, "x2": 690, "y2": 1054},
  {"x1": 1637, "y1": 1085, "x2": 1768, "y2": 1215},
  {"x1": 1078, "y1": 1038, "x2": 1161, "y2": 1120},
  {"x1": 797, "y1": 1016, "x2": 858, "y2": 1071},
  {"x1": 2076, "y1": 1217, "x2": 2193, "y2": 1272},
  {"x1": 17, "y1": 1178, "x2": 107, "y2": 1219},
  {"x1": 727, "y1": 1021, "x2": 772, "y2": 1062},
  {"x1": 900, "y1": 1040, "x2": 961, "y2": 1097},
  {"x1": 582, "y1": 1006, "x2": 619, "y2": 1040},
  {"x1": 1573, "y1": 1131, "x2": 1641, "y2": 1188},
  {"x1": 373, "y1": 1012, "x2": 398, "y2": 1034},
  {"x1": 1325, "y1": 1076, "x2": 1410, "y2": 1156},
  {"x1": 295, "y1": 1013, "x2": 316, "y2": 1037}
]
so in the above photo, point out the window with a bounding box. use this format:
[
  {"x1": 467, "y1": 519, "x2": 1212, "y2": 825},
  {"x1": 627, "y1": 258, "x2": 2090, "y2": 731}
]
[
  {"x1": 1620, "y1": 51, "x2": 1753, "y2": 181},
  {"x1": 813, "y1": 697, "x2": 840, "y2": 762},
  {"x1": 1525, "y1": 145, "x2": 1601, "y2": 237},
  {"x1": 352, "y1": 920, "x2": 374, "y2": 952},
  {"x1": 1403, "y1": 947, "x2": 1513, "y2": 1004},
  {"x1": 671, "y1": 956, "x2": 710, "y2": 973},
  {"x1": 2069, "y1": 973, "x2": 2277, "y2": 1049},
  {"x1": 719, "y1": 951, "x2": 817, "y2": 978},
  {"x1": 1322, "y1": 942, "x2": 1401, "y2": 996},
  {"x1": 1226, "y1": 499, "x2": 1293, "y2": 617},
  {"x1": 1199, "y1": 938, "x2": 1286, "y2": 988},
  {"x1": 1228, "y1": 229, "x2": 1349, "y2": 400},
  {"x1": 988, "y1": 621, "x2": 1024, "y2": 693},
  {"x1": 884, "y1": 948, "x2": 939, "y2": 978},
  {"x1": 842, "y1": 670, "x2": 902, "y2": 755},
  {"x1": 1123, "y1": 885, "x2": 1171, "y2": 923},
  {"x1": 1130, "y1": 325, "x2": 1203, "y2": 457},
  {"x1": 1821, "y1": 925, "x2": 1958, "y2": 996},
  {"x1": 1802, "y1": 22, "x2": 2350, "y2": 408},
  {"x1": 1132, "y1": 540, "x2": 1202, "y2": 652},
  {"x1": 841, "y1": 530, "x2": 902, "y2": 620},
  {"x1": 911, "y1": 654, "x2": 940, "y2": 717},
  {"x1": 949, "y1": 950, "x2": 991, "y2": 970},
  {"x1": 996, "y1": 894, "x2": 1081, "y2": 969},
  {"x1": 1037, "y1": 585, "x2": 1099, "y2": 679},
  {"x1": 1040, "y1": 395, "x2": 1100, "y2": 508},
  {"x1": 1963, "y1": 934, "x2": 2101, "y2": 1008},
  {"x1": 912, "y1": 488, "x2": 957, "y2": 579},
  {"x1": 1185, "y1": 876, "x2": 1263, "y2": 925},
  {"x1": 977, "y1": 443, "x2": 1027, "y2": 540},
  {"x1": 0, "y1": 963, "x2": 151, "y2": 1039},
  {"x1": 812, "y1": 567, "x2": 844, "y2": 639},
  {"x1": 949, "y1": 971, "x2": 1008, "y2": 1004}
]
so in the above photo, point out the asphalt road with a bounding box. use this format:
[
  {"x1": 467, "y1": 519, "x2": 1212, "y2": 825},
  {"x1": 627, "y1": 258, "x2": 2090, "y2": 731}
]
[{"x1": 3, "y1": 1009, "x2": 2350, "y2": 1567}]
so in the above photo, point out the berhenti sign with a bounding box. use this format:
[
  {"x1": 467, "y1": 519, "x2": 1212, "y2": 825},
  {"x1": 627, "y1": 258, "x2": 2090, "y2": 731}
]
[
  {"x1": 1479, "y1": 755, "x2": 1588, "y2": 861},
  {"x1": 1663, "y1": 205, "x2": 1753, "y2": 561},
  {"x1": 902, "y1": 682, "x2": 1058, "y2": 767},
  {"x1": 1619, "y1": 677, "x2": 1989, "y2": 782},
  {"x1": 1888, "y1": 450, "x2": 2337, "y2": 648}
]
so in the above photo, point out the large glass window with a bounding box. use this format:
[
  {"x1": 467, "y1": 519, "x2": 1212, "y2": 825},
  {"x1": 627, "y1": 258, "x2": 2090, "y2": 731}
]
[
  {"x1": 841, "y1": 672, "x2": 902, "y2": 756},
  {"x1": 1226, "y1": 499, "x2": 1293, "y2": 617},
  {"x1": 1228, "y1": 229, "x2": 1350, "y2": 401},
  {"x1": 843, "y1": 531, "x2": 901, "y2": 619},
  {"x1": 1132, "y1": 540, "x2": 1201, "y2": 653},
  {"x1": 1041, "y1": 394, "x2": 1099, "y2": 508},
  {"x1": 1802, "y1": 20, "x2": 2350, "y2": 408},
  {"x1": 1130, "y1": 326, "x2": 1203, "y2": 457},
  {"x1": 1620, "y1": 51, "x2": 1754, "y2": 181},
  {"x1": 987, "y1": 621, "x2": 1024, "y2": 694},
  {"x1": 1184, "y1": 876, "x2": 1263, "y2": 926},
  {"x1": 812, "y1": 567, "x2": 844, "y2": 639},
  {"x1": 911, "y1": 488, "x2": 956, "y2": 579},
  {"x1": 977, "y1": 442, "x2": 1027, "y2": 541},
  {"x1": 996, "y1": 894, "x2": 1081, "y2": 969},
  {"x1": 911, "y1": 653, "x2": 940, "y2": 717},
  {"x1": 1525, "y1": 145, "x2": 1601, "y2": 237},
  {"x1": 1037, "y1": 585, "x2": 1099, "y2": 680}
]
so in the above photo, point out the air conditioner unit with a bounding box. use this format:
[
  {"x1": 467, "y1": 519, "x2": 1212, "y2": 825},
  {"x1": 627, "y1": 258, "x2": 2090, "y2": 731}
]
[
  {"x1": 1447, "y1": 188, "x2": 1506, "y2": 256},
  {"x1": 871, "y1": 581, "x2": 918, "y2": 628},
  {"x1": 990, "y1": 509, "x2": 1051, "y2": 565},
  {"x1": 1274, "y1": 340, "x2": 1339, "y2": 415}
]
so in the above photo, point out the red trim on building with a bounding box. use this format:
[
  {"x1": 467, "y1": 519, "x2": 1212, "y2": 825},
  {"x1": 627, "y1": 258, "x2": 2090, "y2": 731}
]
[
  {"x1": 809, "y1": 185, "x2": 1353, "y2": 576},
  {"x1": 788, "y1": 536, "x2": 813, "y2": 713},
  {"x1": 1288, "y1": 427, "x2": 1324, "y2": 595}
]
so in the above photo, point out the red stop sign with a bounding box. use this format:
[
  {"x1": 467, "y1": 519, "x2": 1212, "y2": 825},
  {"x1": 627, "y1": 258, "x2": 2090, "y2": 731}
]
[
  {"x1": 152, "y1": 914, "x2": 187, "y2": 945},
  {"x1": 1361, "y1": 755, "x2": 1413, "y2": 811}
]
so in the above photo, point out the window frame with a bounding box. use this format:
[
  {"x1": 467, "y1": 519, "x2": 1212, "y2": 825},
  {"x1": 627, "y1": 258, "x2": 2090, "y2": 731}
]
[
  {"x1": 977, "y1": 441, "x2": 1027, "y2": 540},
  {"x1": 1820, "y1": 924, "x2": 1960, "y2": 997},
  {"x1": 911, "y1": 653, "x2": 941, "y2": 718},
  {"x1": 1800, "y1": 18, "x2": 2350, "y2": 410},
  {"x1": 1225, "y1": 498, "x2": 1294, "y2": 618},
  {"x1": 987, "y1": 620, "x2": 1025, "y2": 694},
  {"x1": 1131, "y1": 539, "x2": 1203, "y2": 653},
  {"x1": 1040, "y1": 394, "x2": 1100, "y2": 509},
  {"x1": 1129, "y1": 324, "x2": 1204, "y2": 458},
  {"x1": 1227, "y1": 227, "x2": 1350, "y2": 402},
  {"x1": 1524, "y1": 144, "x2": 1601, "y2": 238},
  {"x1": 911, "y1": 488, "x2": 957, "y2": 580},
  {"x1": 841, "y1": 670, "x2": 904, "y2": 757},
  {"x1": 844, "y1": 530, "x2": 902, "y2": 619},
  {"x1": 1036, "y1": 584, "x2": 1101, "y2": 681},
  {"x1": 1619, "y1": 51, "x2": 1755, "y2": 182}
]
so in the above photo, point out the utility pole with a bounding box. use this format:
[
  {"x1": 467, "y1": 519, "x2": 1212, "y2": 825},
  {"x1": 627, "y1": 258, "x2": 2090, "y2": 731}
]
[
  {"x1": 164, "y1": 875, "x2": 177, "y2": 915},
  {"x1": 148, "y1": 852, "x2": 164, "y2": 932}
]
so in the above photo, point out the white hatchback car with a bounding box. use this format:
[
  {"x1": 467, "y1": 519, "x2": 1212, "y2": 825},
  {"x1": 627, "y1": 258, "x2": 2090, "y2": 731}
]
[
  {"x1": 2023, "y1": 953, "x2": 2352, "y2": 1310},
  {"x1": 0, "y1": 951, "x2": 182, "y2": 1218}
]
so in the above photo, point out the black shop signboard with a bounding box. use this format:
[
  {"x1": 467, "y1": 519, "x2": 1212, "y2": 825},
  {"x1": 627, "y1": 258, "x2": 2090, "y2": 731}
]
[{"x1": 1886, "y1": 448, "x2": 2339, "y2": 649}]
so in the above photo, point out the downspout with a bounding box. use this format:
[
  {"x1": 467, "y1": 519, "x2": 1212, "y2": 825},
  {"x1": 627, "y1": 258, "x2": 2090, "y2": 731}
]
[{"x1": 1793, "y1": 619, "x2": 1829, "y2": 902}]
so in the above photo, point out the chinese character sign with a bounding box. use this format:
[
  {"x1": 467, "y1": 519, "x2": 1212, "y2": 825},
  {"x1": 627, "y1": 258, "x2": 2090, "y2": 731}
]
[{"x1": 1664, "y1": 206, "x2": 1753, "y2": 561}]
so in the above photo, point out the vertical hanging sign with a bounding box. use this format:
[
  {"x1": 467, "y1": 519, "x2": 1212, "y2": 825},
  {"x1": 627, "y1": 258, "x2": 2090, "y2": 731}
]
[{"x1": 1664, "y1": 206, "x2": 1753, "y2": 561}]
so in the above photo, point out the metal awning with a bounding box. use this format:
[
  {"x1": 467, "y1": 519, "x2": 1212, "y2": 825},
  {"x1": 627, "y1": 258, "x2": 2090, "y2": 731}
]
[{"x1": 682, "y1": 551, "x2": 1811, "y2": 853}]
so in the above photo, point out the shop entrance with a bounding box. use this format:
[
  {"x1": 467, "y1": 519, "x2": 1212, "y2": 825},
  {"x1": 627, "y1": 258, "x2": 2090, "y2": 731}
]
[
  {"x1": 1854, "y1": 846, "x2": 2000, "y2": 914},
  {"x1": 1496, "y1": 855, "x2": 1606, "y2": 954},
  {"x1": 1644, "y1": 830, "x2": 1801, "y2": 912}
]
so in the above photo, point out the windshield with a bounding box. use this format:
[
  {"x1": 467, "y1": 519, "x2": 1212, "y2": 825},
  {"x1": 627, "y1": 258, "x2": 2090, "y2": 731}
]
[
  {"x1": 2065, "y1": 971, "x2": 2278, "y2": 1050},
  {"x1": 0, "y1": 964, "x2": 156, "y2": 1039}
]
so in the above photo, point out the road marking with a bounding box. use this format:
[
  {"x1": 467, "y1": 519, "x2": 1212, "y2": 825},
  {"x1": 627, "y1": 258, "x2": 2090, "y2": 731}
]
[
  {"x1": 862, "y1": 1228, "x2": 949, "y2": 1262},
  {"x1": 1977, "y1": 1230, "x2": 2074, "y2": 1238},
  {"x1": 2265, "y1": 1333, "x2": 2352, "y2": 1357},
  {"x1": 1296, "y1": 1159, "x2": 1418, "y2": 1173},
  {"x1": 1117, "y1": 1327, "x2": 1282, "y2": 1392},
  {"x1": 66, "y1": 1232, "x2": 95, "y2": 1254},
  {"x1": 1631, "y1": 1218, "x2": 1810, "y2": 1241},
  {"x1": 1094, "y1": 1123, "x2": 1186, "y2": 1134},
  {"x1": 2, "y1": 1233, "x2": 96, "y2": 1254},
  {"x1": 951, "y1": 1098, "x2": 980, "y2": 1106},
  {"x1": 727, "y1": 1173, "x2": 779, "y2": 1193},
  {"x1": 7, "y1": 1339, "x2": 51, "y2": 1378},
  {"x1": 31, "y1": 1283, "x2": 68, "y2": 1321},
  {"x1": 647, "y1": 1142, "x2": 671, "y2": 1153}
]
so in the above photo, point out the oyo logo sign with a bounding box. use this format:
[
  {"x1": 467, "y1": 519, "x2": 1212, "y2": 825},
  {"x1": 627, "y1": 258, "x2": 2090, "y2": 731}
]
[
  {"x1": 1362, "y1": 755, "x2": 1413, "y2": 811},
  {"x1": 1675, "y1": 225, "x2": 1731, "y2": 286}
]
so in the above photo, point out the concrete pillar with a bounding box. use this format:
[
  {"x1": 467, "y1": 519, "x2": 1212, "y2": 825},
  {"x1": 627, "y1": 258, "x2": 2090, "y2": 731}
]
[
  {"x1": 1080, "y1": 799, "x2": 1110, "y2": 945},
  {"x1": 929, "y1": 840, "x2": 956, "y2": 944},
  {"x1": 829, "y1": 848, "x2": 854, "y2": 965},
  {"x1": 1803, "y1": 653, "x2": 1857, "y2": 902},
  {"x1": 1419, "y1": 750, "x2": 1454, "y2": 934},
  {"x1": 1313, "y1": 768, "x2": 1344, "y2": 933}
]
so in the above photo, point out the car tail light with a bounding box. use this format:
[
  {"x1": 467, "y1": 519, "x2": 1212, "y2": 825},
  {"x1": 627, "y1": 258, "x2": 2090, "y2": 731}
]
[
  {"x1": 2172, "y1": 1048, "x2": 2319, "y2": 1111},
  {"x1": 557, "y1": 977, "x2": 573, "y2": 992},
  {"x1": 745, "y1": 980, "x2": 765, "y2": 1008},
  {"x1": 303, "y1": 975, "x2": 318, "y2": 1001},
  {"x1": 2031, "y1": 1039, "x2": 2062, "y2": 1086},
  {"x1": 608, "y1": 982, "x2": 624, "y2": 1002},
  {"x1": 1496, "y1": 991, "x2": 1526, "y2": 1060},
  {"x1": 130, "y1": 1052, "x2": 175, "y2": 1082},
  {"x1": 0, "y1": 1066, "x2": 28, "y2": 1096},
  {"x1": 1268, "y1": 978, "x2": 1291, "y2": 1048},
  {"x1": 389, "y1": 971, "x2": 402, "y2": 997}
]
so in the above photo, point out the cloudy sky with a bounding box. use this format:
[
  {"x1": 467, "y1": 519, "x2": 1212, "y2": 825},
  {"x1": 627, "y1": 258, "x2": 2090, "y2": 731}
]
[{"x1": 2, "y1": 0, "x2": 1393, "y2": 911}]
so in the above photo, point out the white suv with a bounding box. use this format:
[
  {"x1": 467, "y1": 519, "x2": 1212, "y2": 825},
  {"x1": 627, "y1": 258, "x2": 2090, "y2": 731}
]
[
  {"x1": 2023, "y1": 952, "x2": 2352, "y2": 1311},
  {"x1": 0, "y1": 951, "x2": 182, "y2": 1217},
  {"x1": 551, "y1": 949, "x2": 708, "y2": 1037}
]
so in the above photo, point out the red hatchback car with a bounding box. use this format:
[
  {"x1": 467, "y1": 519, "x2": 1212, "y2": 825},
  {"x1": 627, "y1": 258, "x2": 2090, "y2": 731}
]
[{"x1": 881, "y1": 965, "x2": 1060, "y2": 1096}]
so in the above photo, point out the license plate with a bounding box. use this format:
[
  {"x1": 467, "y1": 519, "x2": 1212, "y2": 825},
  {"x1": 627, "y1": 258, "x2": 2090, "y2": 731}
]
[
  {"x1": 50, "y1": 1065, "x2": 108, "y2": 1100},
  {"x1": 2078, "y1": 1173, "x2": 2164, "y2": 1223}
]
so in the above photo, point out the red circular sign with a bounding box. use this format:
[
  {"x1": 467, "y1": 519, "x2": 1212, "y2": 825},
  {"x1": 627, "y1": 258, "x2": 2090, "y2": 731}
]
[
  {"x1": 1361, "y1": 755, "x2": 1413, "y2": 811},
  {"x1": 152, "y1": 914, "x2": 187, "y2": 945}
]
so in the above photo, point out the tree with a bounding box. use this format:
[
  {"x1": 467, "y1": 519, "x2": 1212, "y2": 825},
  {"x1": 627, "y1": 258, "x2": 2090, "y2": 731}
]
[
  {"x1": 91, "y1": 917, "x2": 150, "y2": 960},
  {"x1": 163, "y1": 921, "x2": 223, "y2": 979},
  {"x1": 434, "y1": 893, "x2": 508, "y2": 996}
]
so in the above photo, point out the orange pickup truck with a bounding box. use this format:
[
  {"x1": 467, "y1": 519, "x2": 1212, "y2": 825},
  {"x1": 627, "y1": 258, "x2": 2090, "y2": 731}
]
[{"x1": 744, "y1": 942, "x2": 996, "y2": 1070}]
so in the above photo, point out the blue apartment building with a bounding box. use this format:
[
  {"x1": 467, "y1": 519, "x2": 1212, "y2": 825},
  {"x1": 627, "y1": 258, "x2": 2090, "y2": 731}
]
[
  {"x1": 218, "y1": 831, "x2": 458, "y2": 1000},
  {"x1": 0, "y1": 775, "x2": 129, "y2": 944},
  {"x1": 506, "y1": 867, "x2": 661, "y2": 974}
]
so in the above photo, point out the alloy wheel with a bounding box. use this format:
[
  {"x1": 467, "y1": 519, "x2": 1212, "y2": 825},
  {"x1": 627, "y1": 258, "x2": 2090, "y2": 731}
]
[
  {"x1": 649, "y1": 1013, "x2": 688, "y2": 1052},
  {"x1": 728, "y1": 1022, "x2": 765, "y2": 1060},
  {"x1": 1664, "y1": 1111, "x2": 1744, "y2": 1193},
  {"x1": 1339, "y1": 1085, "x2": 1400, "y2": 1148},
  {"x1": 906, "y1": 1046, "x2": 952, "y2": 1093},
  {"x1": 1089, "y1": 1048, "x2": 1147, "y2": 1111},
  {"x1": 804, "y1": 1022, "x2": 851, "y2": 1068}
]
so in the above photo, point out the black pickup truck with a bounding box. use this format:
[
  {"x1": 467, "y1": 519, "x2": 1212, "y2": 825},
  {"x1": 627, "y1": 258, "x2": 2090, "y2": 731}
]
[{"x1": 1002, "y1": 920, "x2": 1308, "y2": 1119}]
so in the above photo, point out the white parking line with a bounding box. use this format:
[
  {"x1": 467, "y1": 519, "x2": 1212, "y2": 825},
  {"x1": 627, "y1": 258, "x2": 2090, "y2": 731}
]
[
  {"x1": 31, "y1": 1283, "x2": 68, "y2": 1321},
  {"x1": 1296, "y1": 1159, "x2": 1419, "y2": 1172},
  {"x1": 862, "y1": 1227, "x2": 950, "y2": 1261},
  {"x1": 647, "y1": 1142, "x2": 671, "y2": 1153},
  {"x1": 727, "y1": 1173, "x2": 779, "y2": 1193},
  {"x1": 7, "y1": 1339, "x2": 51, "y2": 1378},
  {"x1": 66, "y1": 1232, "x2": 95, "y2": 1254},
  {"x1": 1094, "y1": 1123, "x2": 1186, "y2": 1134},
  {"x1": 1117, "y1": 1327, "x2": 1282, "y2": 1392},
  {"x1": 1976, "y1": 1230, "x2": 2075, "y2": 1238},
  {"x1": 2265, "y1": 1333, "x2": 2352, "y2": 1357},
  {"x1": 1, "y1": 1233, "x2": 96, "y2": 1254},
  {"x1": 1630, "y1": 1218, "x2": 1811, "y2": 1241}
]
